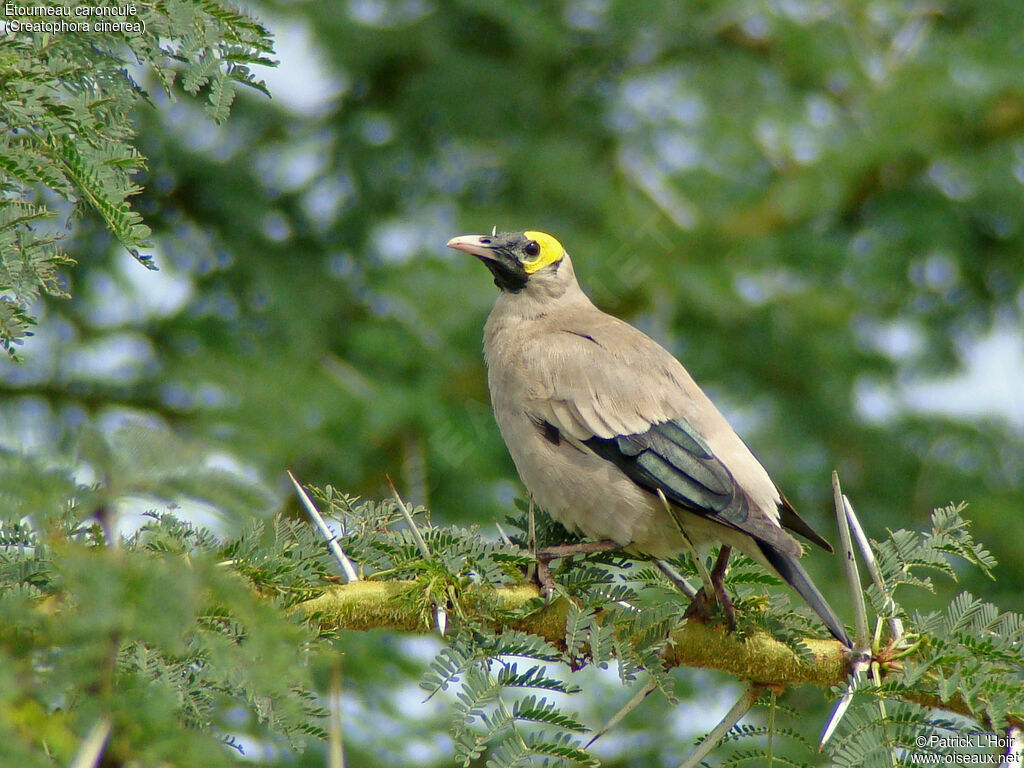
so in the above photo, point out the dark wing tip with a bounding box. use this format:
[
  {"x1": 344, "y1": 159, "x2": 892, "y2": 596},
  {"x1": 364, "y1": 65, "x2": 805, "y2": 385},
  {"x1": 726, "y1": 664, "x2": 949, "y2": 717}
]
[
  {"x1": 756, "y1": 540, "x2": 851, "y2": 647},
  {"x1": 777, "y1": 491, "x2": 834, "y2": 552}
]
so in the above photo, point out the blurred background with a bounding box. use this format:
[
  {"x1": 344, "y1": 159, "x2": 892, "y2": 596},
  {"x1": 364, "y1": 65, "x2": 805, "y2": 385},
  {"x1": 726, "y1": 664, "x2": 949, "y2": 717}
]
[{"x1": 3, "y1": 0, "x2": 1023, "y2": 764}]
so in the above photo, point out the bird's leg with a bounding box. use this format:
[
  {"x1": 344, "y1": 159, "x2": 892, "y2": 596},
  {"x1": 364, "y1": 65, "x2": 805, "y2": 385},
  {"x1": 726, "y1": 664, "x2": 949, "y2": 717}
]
[
  {"x1": 710, "y1": 544, "x2": 735, "y2": 629},
  {"x1": 684, "y1": 545, "x2": 736, "y2": 630},
  {"x1": 534, "y1": 539, "x2": 619, "y2": 596}
]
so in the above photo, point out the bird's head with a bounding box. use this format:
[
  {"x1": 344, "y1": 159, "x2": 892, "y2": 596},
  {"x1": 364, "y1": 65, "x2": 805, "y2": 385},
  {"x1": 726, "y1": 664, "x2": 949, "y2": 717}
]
[{"x1": 446, "y1": 231, "x2": 568, "y2": 294}]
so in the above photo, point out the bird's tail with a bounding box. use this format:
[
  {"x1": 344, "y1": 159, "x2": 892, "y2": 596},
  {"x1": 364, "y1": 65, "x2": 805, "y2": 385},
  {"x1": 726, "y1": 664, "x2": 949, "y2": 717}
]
[{"x1": 755, "y1": 540, "x2": 851, "y2": 647}]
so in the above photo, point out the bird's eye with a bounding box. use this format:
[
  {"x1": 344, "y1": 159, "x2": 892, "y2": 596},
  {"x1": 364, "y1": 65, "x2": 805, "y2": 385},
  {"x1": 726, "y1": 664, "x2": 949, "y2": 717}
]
[{"x1": 524, "y1": 240, "x2": 540, "y2": 258}]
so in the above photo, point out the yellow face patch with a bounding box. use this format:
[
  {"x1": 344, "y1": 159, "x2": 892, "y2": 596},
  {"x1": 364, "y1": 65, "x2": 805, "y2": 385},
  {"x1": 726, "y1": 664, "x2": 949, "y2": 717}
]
[{"x1": 521, "y1": 231, "x2": 565, "y2": 274}]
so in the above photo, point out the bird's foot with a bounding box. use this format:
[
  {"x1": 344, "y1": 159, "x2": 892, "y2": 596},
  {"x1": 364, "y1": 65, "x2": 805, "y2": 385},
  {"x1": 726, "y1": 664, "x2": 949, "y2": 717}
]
[
  {"x1": 683, "y1": 586, "x2": 736, "y2": 631},
  {"x1": 683, "y1": 544, "x2": 736, "y2": 630},
  {"x1": 533, "y1": 539, "x2": 619, "y2": 598},
  {"x1": 535, "y1": 558, "x2": 557, "y2": 598}
]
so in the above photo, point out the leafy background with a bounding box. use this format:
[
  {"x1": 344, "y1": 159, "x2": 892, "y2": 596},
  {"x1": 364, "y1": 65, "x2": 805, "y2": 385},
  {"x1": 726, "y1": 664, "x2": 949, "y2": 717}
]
[{"x1": 2, "y1": 0, "x2": 1023, "y2": 765}]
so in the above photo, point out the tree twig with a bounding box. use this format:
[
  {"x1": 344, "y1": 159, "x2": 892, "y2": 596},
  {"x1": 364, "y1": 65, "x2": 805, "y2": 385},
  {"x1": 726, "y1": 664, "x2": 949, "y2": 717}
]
[{"x1": 297, "y1": 580, "x2": 1020, "y2": 730}]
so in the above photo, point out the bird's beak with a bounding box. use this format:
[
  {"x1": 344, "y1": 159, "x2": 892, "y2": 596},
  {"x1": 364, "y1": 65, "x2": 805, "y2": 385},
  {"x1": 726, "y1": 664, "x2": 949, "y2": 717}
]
[
  {"x1": 447, "y1": 233, "x2": 528, "y2": 292},
  {"x1": 446, "y1": 234, "x2": 499, "y2": 260}
]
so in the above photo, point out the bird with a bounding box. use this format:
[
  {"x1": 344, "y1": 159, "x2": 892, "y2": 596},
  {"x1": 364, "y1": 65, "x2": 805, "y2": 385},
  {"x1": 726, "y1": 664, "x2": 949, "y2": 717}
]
[{"x1": 447, "y1": 229, "x2": 851, "y2": 647}]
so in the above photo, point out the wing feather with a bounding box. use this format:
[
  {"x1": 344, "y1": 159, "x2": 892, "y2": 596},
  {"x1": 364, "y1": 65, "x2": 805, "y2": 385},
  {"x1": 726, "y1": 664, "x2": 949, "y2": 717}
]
[
  {"x1": 544, "y1": 400, "x2": 589, "y2": 441},
  {"x1": 570, "y1": 400, "x2": 623, "y2": 439},
  {"x1": 504, "y1": 308, "x2": 821, "y2": 555},
  {"x1": 585, "y1": 420, "x2": 802, "y2": 556}
]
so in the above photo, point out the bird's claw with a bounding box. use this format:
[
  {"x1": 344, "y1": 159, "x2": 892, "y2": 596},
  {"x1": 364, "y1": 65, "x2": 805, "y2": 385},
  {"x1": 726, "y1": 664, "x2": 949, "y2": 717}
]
[
  {"x1": 535, "y1": 558, "x2": 557, "y2": 599},
  {"x1": 684, "y1": 545, "x2": 737, "y2": 630},
  {"x1": 531, "y1": 539, "x2": 619, "y2": 598},
  {"x1": 683, "y1": 586, "x2": 737, "y2": 631}
]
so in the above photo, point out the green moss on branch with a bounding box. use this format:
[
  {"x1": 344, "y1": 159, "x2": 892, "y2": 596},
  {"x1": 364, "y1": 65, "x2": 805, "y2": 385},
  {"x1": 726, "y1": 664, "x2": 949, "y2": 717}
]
[{"x1": 300, "y1": 581, "x2": 846, "y2": 687}]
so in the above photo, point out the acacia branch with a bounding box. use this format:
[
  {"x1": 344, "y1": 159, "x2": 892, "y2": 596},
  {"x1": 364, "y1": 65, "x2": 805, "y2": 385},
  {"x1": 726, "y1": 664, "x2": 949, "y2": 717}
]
[
  {"x1": 302, "y1": 583, "x2": 844, "y2": 683},
  {"x1": 300, "y1": 581, "x2": 1020, "y2": 730}
]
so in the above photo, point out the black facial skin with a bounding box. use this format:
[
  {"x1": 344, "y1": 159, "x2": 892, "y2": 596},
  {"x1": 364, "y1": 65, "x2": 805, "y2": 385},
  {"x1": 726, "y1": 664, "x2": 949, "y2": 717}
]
[{"x1": 472, "y1": 232, "x2": 534, "y2": 293}]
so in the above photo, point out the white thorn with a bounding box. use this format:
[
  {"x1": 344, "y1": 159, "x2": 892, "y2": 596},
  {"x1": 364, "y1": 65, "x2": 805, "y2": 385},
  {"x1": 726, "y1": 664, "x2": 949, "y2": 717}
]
[
  {"x1": 832, "y1": 471, "x2": 867, "y2": 650},
  {"x1": 435, "y1": 605, "x2": 448, "y2": 636},
  {"x1": 388, "y1": 478, "x2": 432, "y2": 561},
  {"x1": 526, "y1": 496, "x2": 537, "y2": 582},
  {"x1": 819, "y1": 656, "x2": 870, "y2": 749},
  {"x1": 656, "y1": 559, "x2": 698, "y2": 599},
  {"x1": 657, "y1": 489, "x2": 714, "y2": 595},
  {"x1": 288, "y1": 471, "x2": 359, "y2": 583},
  {"x1": 328, "y1": 663, "x2": 346, "y2": 768},
  {"x1": 1000, "y1": 727, "x2": 1023, "y2": 768},
  {"x1": 675, "y1": 686, "x2": 759, "y2": 768},
  {"x1": 388, "y1": 479, "x2": 448, "y2": 636},
  {"x1": 69, "y1": 717, "x2": 112, "y2": 768},
  {"x1": 494, "y1": 521, "x2": 513, "y2": 547},
  {"x1": 587, "y1": 676, "x2": 657, "y2": 747},
  {"x1": 844, "y1": 493, "x2": 903, "y2": 642}
]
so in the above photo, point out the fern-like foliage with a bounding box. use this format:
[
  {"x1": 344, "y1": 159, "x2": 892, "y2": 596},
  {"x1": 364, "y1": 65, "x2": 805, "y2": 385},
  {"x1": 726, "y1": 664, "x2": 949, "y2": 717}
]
[
  {"x1": 310, "y1": 485, "x2": 534, "y2": 627},
  {"x1": 309, "y1": 492, "x2": 1022, "y2": 766},
  {"x1": 713, "y1": 694, "x2": 818, "y2": 768},
  {"x1": 0, "y1": 503, "x2": 330, "y2": 762},
  {"x1": 0, "y1": 0, "x2": 275, "y2": 357},
  {"x1": 5, "y1": 451, "x2": 1020, "y2": 767},
  {"x1": 870, "y1": 503, "x2": 996, "y2": 600},
  {"x1": 824, "y1": 506, "x2": 1022, "y2": 767},
  {"x1": 422, "y1": 630, "x2": 595, "y2": 767}
]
